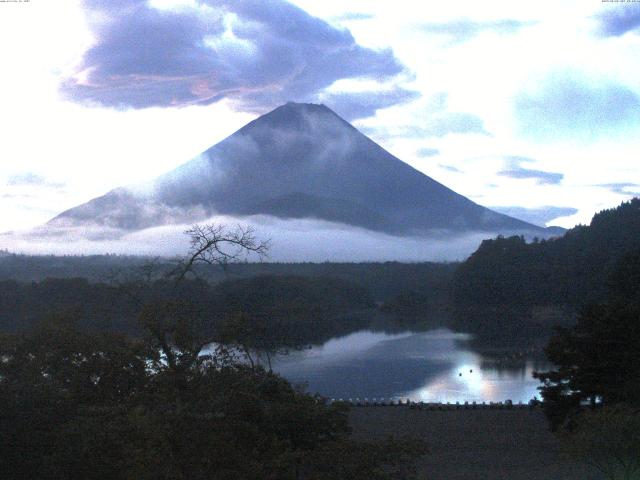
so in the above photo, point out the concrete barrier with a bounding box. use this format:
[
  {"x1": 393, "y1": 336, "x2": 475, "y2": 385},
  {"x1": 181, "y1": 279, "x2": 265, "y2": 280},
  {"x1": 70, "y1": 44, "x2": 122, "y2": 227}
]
[{"x1": 326, "y1": 397, "x2": 540, "y2": 409}]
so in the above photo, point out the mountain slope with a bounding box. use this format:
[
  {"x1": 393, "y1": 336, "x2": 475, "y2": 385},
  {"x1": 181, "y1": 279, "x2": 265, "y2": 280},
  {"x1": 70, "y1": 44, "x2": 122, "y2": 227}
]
[{"x1": 50, "y1": 102, "x2": 549, "y2": 236}]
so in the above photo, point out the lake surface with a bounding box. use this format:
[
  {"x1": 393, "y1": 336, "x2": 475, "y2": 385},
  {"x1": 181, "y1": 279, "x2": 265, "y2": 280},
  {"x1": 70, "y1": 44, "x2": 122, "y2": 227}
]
[{"x1": 272, "y1": 328, "x2": 548, "y2": 403}]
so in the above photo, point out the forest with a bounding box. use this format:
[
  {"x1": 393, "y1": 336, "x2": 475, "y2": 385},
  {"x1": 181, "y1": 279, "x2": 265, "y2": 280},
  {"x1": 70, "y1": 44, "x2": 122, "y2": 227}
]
[
  {"x1": 0, "y1": 226, "x2": 427, "y2": 479},
  {"x1": 453, "y1": 198, "x2": 640, "y2": 308},
  {"x1": 2, "y1": 200, "x2": 640, "y2": 478},
  {"x1": 447, "y1": 198, "x2": 640, "y2": 352},
  {"x1": 2, "y1": 200, "x2": 640, "y2": 351}
]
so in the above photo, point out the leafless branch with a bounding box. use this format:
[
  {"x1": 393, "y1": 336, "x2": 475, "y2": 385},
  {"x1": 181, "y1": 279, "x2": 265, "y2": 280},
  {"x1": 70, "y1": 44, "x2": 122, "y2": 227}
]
[
  {"x1": 104, "y1": 257, "x2": 170, "y2": 308},
  {"x1": 169, "y1": 223, "x2": 270, "y2": 283}
]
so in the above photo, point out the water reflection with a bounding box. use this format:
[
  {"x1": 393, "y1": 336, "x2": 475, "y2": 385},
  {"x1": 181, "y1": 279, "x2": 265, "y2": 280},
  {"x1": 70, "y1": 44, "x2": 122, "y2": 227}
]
[
  {"x1": 271, "y1": 328, "x2": 546, "y2": 403},
  {"x1": 403, "y1": 360, "x2": 543, "y2": 404}
]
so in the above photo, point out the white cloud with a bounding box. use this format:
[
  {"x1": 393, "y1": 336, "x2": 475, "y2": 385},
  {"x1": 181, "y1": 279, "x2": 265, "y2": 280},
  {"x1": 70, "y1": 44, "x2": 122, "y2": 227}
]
[
  {"x1": 4, "y1": 214, "x2": 494, "y2": 262},
  {"x1": 1, "y1": 0, "x2": 639, "y2": 248}
]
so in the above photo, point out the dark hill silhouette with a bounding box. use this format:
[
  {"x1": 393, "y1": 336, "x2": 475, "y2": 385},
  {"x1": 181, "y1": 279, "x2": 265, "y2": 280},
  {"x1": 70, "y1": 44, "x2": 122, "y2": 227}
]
[
  {"x1": 49, "y1": 102, "x2": 553, "y2": 236},
  {"x1": 454, "y1": 198, "x2": 640, "y2": 308}
]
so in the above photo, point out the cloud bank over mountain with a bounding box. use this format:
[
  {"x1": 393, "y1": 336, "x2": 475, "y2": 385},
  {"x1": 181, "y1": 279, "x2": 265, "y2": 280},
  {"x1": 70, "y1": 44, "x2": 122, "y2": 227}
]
[{"x1": 4, "y1": 214, "x2": 497, "y2": 262}]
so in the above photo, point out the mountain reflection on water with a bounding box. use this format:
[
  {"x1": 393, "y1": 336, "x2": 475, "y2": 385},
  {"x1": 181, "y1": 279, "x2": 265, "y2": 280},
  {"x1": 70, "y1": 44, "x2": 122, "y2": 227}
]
[{"x1": 271, "y1": 329, "x2": 546, "y2": 404}]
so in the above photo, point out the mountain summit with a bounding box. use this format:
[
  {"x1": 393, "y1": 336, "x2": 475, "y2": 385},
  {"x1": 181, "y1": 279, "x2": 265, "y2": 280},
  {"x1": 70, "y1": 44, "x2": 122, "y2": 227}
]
[{"x1": 50, "y1": 102, "x2": 547, "y2": 236}]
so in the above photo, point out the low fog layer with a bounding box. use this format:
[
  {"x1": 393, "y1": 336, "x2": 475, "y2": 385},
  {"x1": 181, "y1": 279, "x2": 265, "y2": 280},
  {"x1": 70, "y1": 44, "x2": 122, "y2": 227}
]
[{"x1": 3, "y1": 213, "x2": 519, "y2": 262}]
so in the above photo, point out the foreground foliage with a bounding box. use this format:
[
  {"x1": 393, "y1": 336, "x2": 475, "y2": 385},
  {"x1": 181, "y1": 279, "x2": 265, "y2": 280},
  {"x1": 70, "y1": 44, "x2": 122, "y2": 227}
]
[
  {"x1": 559, "y1": 406, "x2": 640, "y2": 480},
  {"x1": 1, "y1": 222, "x2": 427, "y2": 478},
  {"x1": 534, "y1": 248, "x2": 640, "y2": 430},
  {"x1": 0, "y1": 315, "x2": 425, "y2": 479},
  {"x1": 534, "y1": 300, "x2": 640, "y2": 430},
  {"x1": 535, "y1": 248, "x2": 640, "y2": 479}
]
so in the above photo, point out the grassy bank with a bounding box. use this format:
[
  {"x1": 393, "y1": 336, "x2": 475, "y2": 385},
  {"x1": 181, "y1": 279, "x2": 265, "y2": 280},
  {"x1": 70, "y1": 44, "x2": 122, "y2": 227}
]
[{"x1": 349, "y1": 407, "x2": 602, "y2": 480}]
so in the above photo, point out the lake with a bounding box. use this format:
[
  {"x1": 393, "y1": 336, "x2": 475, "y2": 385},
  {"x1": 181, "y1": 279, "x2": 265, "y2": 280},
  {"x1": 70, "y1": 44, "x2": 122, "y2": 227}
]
[{"x1": 272, "y1": 328, "x2": 548, "y2": 404}]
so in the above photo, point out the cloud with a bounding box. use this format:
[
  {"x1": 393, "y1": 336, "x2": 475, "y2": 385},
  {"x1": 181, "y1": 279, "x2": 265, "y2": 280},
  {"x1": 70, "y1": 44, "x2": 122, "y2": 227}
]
[
  {"x1": 438, "y1": 164, "x2": 461, "y2": 173},
  {"x1": 6, "y1": 214, "x2": 496, "y2": 262},
  {"x1": 498, "y1": 168, "x2": 563, "y2": 185},
  {"x1": 502, "y1": 155, "x2": 533, "y2": 164},
  {"x1": 6, "y1": 173, "x2": 65, "y2": 189},
  {"x1": 365, "y1": 92, "x2": 489, "y2": 140},
  {"x1": 497, "y1": 156, "x2": 563, "y2": 185},
  {"x1": 514, "y1": 72, "x2": 640, "y2": 142},
  {"x1": 417, "y1": 18, "x2": 536, "y2": 44},
  {"x1": 596, "y1": 4, "x2": 640, "y2": 37},
  {"x1": 598, "y1": 182, "x2": 640, "y2": 196},
  {"x1": 419, "y1": 92, "x2": 490, "y2": 137},
  {"x1": 61, "y1": 0, "x2": 406, "y2": 116},
  {"x1": 422, "y1": 112, "x2": 489, "y2": 137},
  {"x1": 417, "y1": 148, "x2": 440, "y2": 158},
  {"x1": 332, "y1": 12, "x2": 375, "y2": 22},
  {"x1": 489, "y1": 206, "x2": 578, "y2": 226},
  {"x1": 319, "y1": 88, "x2": 420, "y2": 121},
  {"x1": 1, "y1": 193, "x2": 36, "y2": 200}
]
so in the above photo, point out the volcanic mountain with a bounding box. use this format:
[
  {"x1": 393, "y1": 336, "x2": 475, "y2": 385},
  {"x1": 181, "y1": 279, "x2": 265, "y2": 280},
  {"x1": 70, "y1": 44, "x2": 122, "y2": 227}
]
[{"x1": 49, "y1": 102, "x2": 551, "y2": 236}]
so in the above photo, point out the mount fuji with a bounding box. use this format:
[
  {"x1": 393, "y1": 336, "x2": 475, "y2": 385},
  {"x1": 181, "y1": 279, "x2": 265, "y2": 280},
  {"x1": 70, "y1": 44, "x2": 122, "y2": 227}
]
[{"x1": 49, "y1": 102, "x2": 553, "y2": 241}]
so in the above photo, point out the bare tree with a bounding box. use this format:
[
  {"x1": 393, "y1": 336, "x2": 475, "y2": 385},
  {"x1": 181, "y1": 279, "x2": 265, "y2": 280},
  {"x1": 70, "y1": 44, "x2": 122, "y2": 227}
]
[
  {"x1": 170, "y1": 224, "x2": 270, "y2": 283},
  {"x1": 138, "y1": 223, "x2": 270, "y2": 371},
  {"x1": 102, "y1": 223, "x2": 269, "y2": 374}
]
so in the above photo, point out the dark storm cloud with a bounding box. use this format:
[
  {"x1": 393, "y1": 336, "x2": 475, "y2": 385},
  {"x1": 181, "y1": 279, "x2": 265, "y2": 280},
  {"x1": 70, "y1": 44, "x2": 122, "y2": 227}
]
[
  {"x1": 596, "y1": 4, "x2": 640, "y2": 36},
  {"x1": 320, "y1": 88, "x2": 420, "y2": 121},
  {"x1": 490, "y1": 206, "x2": 577, "y2": 226},
  {"x1": 417, "y1": 18, "x2": 536, "y2": 44},
  {"x1": 61, "y1": 0, "x2": 406, "y2": 115},
  {"x1": 514, "y1": 73, "x2": 640, "y2": 142},
  {"x1": 498, "y1": 157, "x2": 563, "y2": 185}
]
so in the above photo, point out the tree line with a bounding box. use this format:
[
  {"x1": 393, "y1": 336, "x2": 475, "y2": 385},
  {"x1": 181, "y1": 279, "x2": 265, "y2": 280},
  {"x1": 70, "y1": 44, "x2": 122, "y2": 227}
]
[
  {"x1": 445, "y1": 199, "x2": 640, "y2": 354},
  {"x1": 0, "y1": 253, "x2": 457, "y2": 304},
  {"x1": 453, "y1": 199, "x2": 640, "y2": 309},
  {"x1": 0, "y1": 224, "x2": 426, "y2": 479}
]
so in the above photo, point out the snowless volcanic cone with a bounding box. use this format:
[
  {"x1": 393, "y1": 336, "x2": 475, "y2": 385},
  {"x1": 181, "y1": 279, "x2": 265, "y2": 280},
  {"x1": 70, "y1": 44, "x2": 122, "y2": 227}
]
[{"x1": 49, "y1": 102, "x2": 550, "y2": 237}]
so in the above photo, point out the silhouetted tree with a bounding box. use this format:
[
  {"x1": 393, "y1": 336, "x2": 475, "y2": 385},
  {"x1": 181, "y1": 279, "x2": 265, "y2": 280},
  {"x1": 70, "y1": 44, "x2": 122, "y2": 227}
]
[
  {"x1": 170, "y1": 224, "x2": 269, "y2": 282},
  {"x1": 0, "y1": 313, "x2": 425, "y2": 479},
  {"x1": 0, "y1": 223, "x2": 427, "y2": 479},
  {"x1": 535, "y1": 248, "x2": 640, "y2": 429}
]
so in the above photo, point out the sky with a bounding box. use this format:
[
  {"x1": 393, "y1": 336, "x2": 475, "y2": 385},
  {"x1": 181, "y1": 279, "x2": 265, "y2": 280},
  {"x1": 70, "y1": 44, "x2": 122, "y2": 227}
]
[{"x1": 1, "y1": 0, "x2": 639, "y2": 240}]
